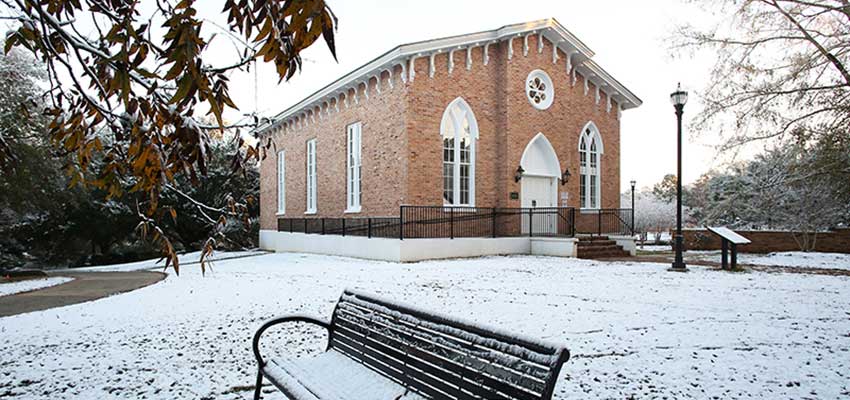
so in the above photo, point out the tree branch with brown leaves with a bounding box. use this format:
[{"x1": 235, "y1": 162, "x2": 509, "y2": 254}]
[{"x1": 1, "y1": 0, "x2": 337, "y2": 273}]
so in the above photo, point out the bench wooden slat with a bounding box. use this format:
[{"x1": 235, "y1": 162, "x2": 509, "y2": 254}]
[
  {"x1": 334, "y1": 317, "x2": 530, "y2": 400},
  {"x1": 340, "y1": 292, "x2": 563, "y2": 367},
  {"x1": 337, "y1": 301, "x2": 554, "y2": 379},
  {"x1": 328, "y1": 290, "x2": 567, "y2": 400},
  {"x1": 336, "y1": 307, "x2": 548, "y2": 390},
  {"x1": 333, "y1": 328, "x2": 475, "y2": 400},
  {"x1": 335, "y1": 306, "x2": 547, "y2": 398}
]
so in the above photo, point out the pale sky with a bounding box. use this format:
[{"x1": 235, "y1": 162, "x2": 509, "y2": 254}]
[{"x1": 206, "y1": 1, "x2": 723, "y2": 190}]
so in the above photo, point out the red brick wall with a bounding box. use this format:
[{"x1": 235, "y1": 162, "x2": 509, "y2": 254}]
[
  {"x1": 406, "y1": 46, "x2": 502, "y2": 207},
  {"x1": 406, "y1": 34, "x2": 621, "y2": 209},
  {"x1": 683, "y1": 228, "x2": 850, "y2": 254},
  {"x1": 259, "y1": 68, "x2": 409, "y2": 230}
]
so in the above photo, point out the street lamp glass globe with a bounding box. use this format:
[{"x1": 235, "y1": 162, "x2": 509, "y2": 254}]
[
  {"x1": 630, "y1": 180, "x2": 636, "y2": 189},
  {"x1": 670, "y1": 83, "x2": 688, "y2": 106}
]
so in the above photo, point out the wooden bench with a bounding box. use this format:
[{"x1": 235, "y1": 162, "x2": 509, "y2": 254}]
[{"x1": 252, "y1": 289, "x2": 571, "y2": 400}]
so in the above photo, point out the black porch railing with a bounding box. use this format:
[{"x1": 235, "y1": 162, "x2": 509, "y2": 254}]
[
  {"x1": 277, "y1": 206, "x2": 633, "y2": 239},
  {"x1": 573, "y1": 208, "x2": 634, "y2": 237},
  {"x1": 399, "y1": 206, "x2": 576, "y2": 239},
  {"x1": 277, "y1": 216, "x2": 400, "y2": 238}
]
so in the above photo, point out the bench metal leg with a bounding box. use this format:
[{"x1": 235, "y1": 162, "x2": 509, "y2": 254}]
[{"x1": 254, "y1": 368, "x2": 263, "y2": 400}]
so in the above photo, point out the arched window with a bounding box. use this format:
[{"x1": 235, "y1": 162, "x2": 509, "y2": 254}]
[
  {"x1": 579, "y1": 122, "x2": 604, "y2": 209},
  {"x1": 441, "y1": 98, "x2": 478, "y2": 206}
]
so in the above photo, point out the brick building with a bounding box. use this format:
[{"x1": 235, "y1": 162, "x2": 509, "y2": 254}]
[{"x1": 257, "y1": 19, "x2": 642, "y2": 261}]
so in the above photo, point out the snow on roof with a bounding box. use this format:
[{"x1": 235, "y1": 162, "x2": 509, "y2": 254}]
[
  {"x1": 706, "y1": 226, "x2": 752, "y2": 245},
  {"x1": 257, "y1": 18, "x2": 642, "y2": 136}
]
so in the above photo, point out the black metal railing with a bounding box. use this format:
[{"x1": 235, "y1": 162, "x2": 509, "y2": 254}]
[
  {"x1": 398, "y1": 206, "x2": 576, "y2": 239},
  {"x1": 574, "y1": 208, "x2": 634, "y2": 236},
  {"x1": 277, "y1": 216, "x2": 400, "y2": 238},
  {"x1": 277, "y1": 206, "x2": 632, "y2": 239}
]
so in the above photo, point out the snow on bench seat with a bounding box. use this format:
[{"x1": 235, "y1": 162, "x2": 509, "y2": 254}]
[
  {"x1": 264, "y1": 350, "x2": 425, "y2": 400},
  {"x1": 252, "y1": 290, "x2": 571, "y2": 400}
]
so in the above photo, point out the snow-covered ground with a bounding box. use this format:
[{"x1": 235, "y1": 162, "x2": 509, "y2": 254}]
[
  {"x1": 690, "y1": 251, "x2": 850, "y2": 271},
  {"x1": 636, "y1": 244, "x2": 672, "y2": 252},
  {"x1": 0, "y1": 277, "x2": 73, "y2": 297},
  {"x1": 1, "y1": 253, "x2": 849, "y2": 399},
  {"x1": 68, "y1": 249, "x2": 267, "y2": 272}
]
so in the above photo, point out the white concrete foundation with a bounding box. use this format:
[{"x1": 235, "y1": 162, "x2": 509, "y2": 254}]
[
  {"x1": 610, "y1": 235, "x2": 637, "y2": 256},
  {"x1": 260, "y1": 230, "x2": 579, "y2": 262},
  {"x1": 531, "y1": 237, "x2": 578, "y2": 257}
]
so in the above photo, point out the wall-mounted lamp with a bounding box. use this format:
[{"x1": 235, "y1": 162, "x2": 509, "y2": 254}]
[
  {"x1": 514, "y1": 165, "x2": 525, "y2": 182},
  {"x1": 561, "y1": 168, "x2": 571, "y2": 185}
]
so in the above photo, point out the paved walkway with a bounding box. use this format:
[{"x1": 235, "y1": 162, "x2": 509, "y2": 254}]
[{"x1": 0, "y1": 271, "x2": 166, "y2": 317}]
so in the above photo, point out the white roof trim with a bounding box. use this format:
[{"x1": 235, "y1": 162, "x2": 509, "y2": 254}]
[{"x1": 257, "y1": 18, "x2": 641, "y2": 135}]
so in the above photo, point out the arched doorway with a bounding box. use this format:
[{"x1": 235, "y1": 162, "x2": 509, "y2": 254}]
[{"x1": 520, "y1": 133, "x2": 562, "y2": 233}]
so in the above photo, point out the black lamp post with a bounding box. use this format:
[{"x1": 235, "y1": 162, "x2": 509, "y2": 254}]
[
  {"x1": 670, "y1": 83, "x2": 688, "y2": 271},
  {"x1": 630, "y1": 180, "x2": 636, "y2": 235}
]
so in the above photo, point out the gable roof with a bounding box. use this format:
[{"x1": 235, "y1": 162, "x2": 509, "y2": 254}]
[{"x1": 257, "y1": 18, "x2": 642, "y2": 135}]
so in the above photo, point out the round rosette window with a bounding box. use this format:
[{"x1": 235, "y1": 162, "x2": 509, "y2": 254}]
[{"x1": 526, "y1": 69, "x2": 554, "y2": 110}]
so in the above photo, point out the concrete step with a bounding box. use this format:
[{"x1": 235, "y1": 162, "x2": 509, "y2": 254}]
[
  {"x1": 577, "y1": 236, "x2": 610, "y2": 242},
  {"x1": 577, "y1": 244, "x2": 622, "y2": 252},
  {"x1": 577, "y1": 249, "x2": 630, "y2": 259},
  {"x1": 577, "y1": 240, "x2": 617, "y2": 247},
  {"x1": 576, "y1": 237, "x2": 631, "y2": 259}
]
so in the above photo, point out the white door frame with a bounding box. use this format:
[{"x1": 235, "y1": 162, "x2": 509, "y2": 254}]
[{"x1": 520, "y1": 133, "x2": 562, "y2": 235}]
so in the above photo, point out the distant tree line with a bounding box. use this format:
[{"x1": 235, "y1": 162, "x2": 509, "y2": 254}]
[
  {"x1": 633, "y1": 127, "x2": 849, "y2": 251},
  {"x1": 683, "y1": 129, "x2": 850, "y2": 250}
]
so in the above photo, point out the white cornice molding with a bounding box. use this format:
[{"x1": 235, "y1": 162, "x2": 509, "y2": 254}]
[
  {"x1": 523, "y1": 33, "x2": 530, "y2": 56},
  {"x1": 537, "y1": 32, "x2": 544, "y2": 53},
  {"x1": 256, "y1": 18, "x2": 641, "y2": 135},
  {"x1": 579, "y1": 60, "x2": 641, "y2": 109},
  {"x1": 552, "y1": 42, "x2": 559, "y2": 64}
]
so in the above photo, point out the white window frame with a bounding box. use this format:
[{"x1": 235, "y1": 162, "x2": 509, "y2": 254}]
[
  {"x1": 276, "y1": 150, "x2": 286, "y2": 215},
  {"x1": 526, "y1": 69, "x2": 555, "y2": 110},
  {"x1": 346, "y1": 122, "x2": 362, "y2": 213},
  {"x1": 305, "y1": 139, "x2": 317, "y2": 214},
  {"x1": 578, "y1": 122, "x2": 604, "y2": 210},
  {"x1": 440, "y1": 97, "x2": 478, "y2": 207}
]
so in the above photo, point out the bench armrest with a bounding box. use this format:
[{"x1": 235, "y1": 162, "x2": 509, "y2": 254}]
[{"x1": 252, "y1": 314, "x2": 331, "y2": 367}]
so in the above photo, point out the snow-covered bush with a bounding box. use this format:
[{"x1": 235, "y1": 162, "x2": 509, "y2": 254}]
[{"x1": 622, "y1": 190, "x2": 676, "y2": 244}]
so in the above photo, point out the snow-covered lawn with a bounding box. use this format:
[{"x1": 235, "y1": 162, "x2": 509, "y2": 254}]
[
  {"x1": 1, "y1": 253, "x2": 849, "y2": 399},
  {"x1": 636, "y1": 244, "x2": 672, "y2": 252},
  {"x1": 68, "y1": 249, "x2": 267, "y2": 272},
  {"x1": 690, "y1": 251, "x2": 850, "y2": 271},
  {"x1": 0, "y1": 276, "x2": 73, "y2": 297}
]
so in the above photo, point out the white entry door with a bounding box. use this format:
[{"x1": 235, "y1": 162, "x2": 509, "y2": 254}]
[{"x1": 521, "y1": 176, "x2": 557, "y2": 234}]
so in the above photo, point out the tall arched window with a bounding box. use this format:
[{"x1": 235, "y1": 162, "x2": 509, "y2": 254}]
[
  {"x1": 578, "y1": 122, "x2": 604, "y2": 209},
  {"x1": 441, "y1": 98, "x2": 478, "y2": 206}
]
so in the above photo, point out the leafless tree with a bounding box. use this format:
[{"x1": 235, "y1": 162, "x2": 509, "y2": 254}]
[{"x1": 674, "y1": 0, "x2": 849, "y2": 149}]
